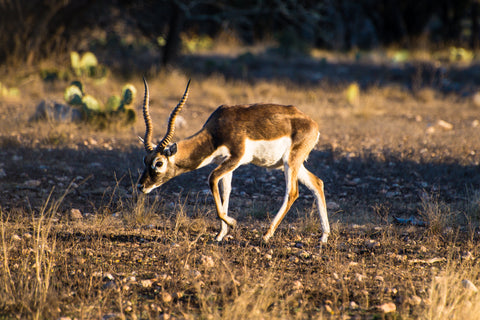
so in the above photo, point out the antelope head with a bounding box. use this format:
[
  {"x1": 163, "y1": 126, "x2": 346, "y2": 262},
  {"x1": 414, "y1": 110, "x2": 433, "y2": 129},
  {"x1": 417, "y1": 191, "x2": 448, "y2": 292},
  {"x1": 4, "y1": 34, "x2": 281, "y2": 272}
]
[{"x1": 137, "y1": 78, "x2": 190, "y2": 194}]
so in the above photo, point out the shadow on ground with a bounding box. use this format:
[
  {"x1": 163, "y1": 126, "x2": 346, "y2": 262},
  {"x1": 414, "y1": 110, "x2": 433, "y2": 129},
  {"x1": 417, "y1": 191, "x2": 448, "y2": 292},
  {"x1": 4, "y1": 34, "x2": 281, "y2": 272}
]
[{"x1": 1, "y1": 144, "x2": 478, "y2": 226}]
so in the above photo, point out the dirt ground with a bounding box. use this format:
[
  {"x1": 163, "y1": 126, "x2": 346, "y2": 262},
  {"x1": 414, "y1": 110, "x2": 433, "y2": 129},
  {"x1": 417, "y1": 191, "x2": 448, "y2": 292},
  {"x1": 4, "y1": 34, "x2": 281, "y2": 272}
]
[{"x1": 1, "y1": 51, "x2": 480, "y2": 319}]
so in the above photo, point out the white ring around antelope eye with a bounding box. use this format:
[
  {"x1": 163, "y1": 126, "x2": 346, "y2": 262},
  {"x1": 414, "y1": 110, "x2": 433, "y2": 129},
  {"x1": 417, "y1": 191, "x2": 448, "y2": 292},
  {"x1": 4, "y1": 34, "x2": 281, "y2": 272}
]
[{"x1": 152, "y1": 159, "x2": 163, "y2": 170}]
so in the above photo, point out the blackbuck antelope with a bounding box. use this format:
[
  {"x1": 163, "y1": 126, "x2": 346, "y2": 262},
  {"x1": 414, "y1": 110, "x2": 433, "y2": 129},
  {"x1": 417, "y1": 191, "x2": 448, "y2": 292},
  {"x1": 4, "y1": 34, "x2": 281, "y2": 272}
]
[{"x1": 137, "y1": 79, "x2": 330, "y2": 243}]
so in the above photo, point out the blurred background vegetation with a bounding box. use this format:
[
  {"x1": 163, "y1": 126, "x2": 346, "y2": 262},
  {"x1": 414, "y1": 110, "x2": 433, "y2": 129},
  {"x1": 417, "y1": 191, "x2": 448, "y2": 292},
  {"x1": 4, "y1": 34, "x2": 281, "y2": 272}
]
[{"x1": 1, "y1": 0, "x2": 480, "y2": 71}]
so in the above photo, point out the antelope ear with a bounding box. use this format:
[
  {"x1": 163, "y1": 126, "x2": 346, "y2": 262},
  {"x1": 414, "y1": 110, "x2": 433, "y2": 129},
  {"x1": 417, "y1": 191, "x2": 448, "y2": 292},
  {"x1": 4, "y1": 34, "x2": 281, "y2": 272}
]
[{"x1": 163, "y1": 143, "x2": 177, "y2": 157}]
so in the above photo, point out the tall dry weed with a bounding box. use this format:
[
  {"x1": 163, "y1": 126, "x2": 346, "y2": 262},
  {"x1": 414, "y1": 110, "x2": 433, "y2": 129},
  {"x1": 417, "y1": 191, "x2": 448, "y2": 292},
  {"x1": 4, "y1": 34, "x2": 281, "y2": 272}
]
[
  {"x1": 0, "y1": 190, "x2": 61, "y2": 319},
  {"x1": 418, "y1": 192, "x2": 455, "y2": 236},
  {"x1": 463, "y1": 188, "x2": 480, "y2": 237},
  {"x1": 425, "y1": 260, "x2": 480, "y2": 320}
]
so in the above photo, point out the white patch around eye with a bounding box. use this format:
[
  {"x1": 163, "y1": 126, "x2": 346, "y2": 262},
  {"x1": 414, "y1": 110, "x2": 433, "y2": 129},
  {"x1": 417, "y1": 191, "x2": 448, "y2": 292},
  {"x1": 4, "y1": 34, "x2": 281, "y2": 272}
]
[{"x1": 151, "y1": 156, "x2": 169, "y2": 173}]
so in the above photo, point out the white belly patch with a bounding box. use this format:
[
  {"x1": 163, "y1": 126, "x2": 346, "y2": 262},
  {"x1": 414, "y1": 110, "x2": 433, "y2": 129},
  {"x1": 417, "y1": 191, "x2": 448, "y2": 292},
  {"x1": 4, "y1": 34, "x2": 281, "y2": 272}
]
[
  {"x1": 241, "y1": 137, "x2": 291, "y2": 168},
  {"x1": 196, "y1": 137, "x2": 292, "y2": 169}
]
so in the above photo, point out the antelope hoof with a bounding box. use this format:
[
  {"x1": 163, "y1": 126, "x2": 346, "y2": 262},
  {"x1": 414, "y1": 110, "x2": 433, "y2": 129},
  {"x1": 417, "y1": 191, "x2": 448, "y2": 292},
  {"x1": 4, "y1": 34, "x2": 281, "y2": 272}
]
[
  {"x1": 215, "y1": 230, "x2": 228, "y2": 242},
  {"x1": 262, "y1": 233, "x2": 273, "y2": 243},
  {"x1": 320, "y1": 233, "x2": 329, "y2": 244}
]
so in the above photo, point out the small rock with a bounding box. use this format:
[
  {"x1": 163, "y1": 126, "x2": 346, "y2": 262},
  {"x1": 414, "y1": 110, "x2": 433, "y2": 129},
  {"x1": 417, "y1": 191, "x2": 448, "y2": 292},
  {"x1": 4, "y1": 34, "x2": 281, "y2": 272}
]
[
  {"x1": 292, "y1": 280, "x2": 303, "y2": 291},
  {"x1": 264, "y1": 253, "x2": 273, "y2": 260},
  {"x1": 461, "y1": 279, "x2": 478, "y2": 292},
  {"x1": 200, "y1": 255, "x2": 215, "y2": 268},
  {"x1": 473, "y1": 119, "x2": 480, "y2": 127},
  {"x1": 473, "y1": 92, "x2": 480, "y2": 107},
  {"x1": 327, "y1": 201, "x2": 340, "y2": 210},
  {"x1": 102, "y1": 281, "x2": 117, "y2": 290},
  {"x1": 426, "y1": 126, "x2": 436, "y2": 134},
  {"x1": 409, "y1": 295, "x2": 422, "y2": 306},
  {"x1": 31, "y1": 100, "x2": 82, "y2": 123},
  {"x1": 376, "y1": 302, "x2": 396, "y2": 313},
  {"x1": 365, "y1": 239, "x2": 380, "y2": 249},
  {"x1": 175, "y1": 115, "x2": 187, "y2": 128},
  {"x1": 69, "y1": 208, "x2": 83, "y2": 220},
  {"x1": 141, "y1": 279, "x2": 154, "y2": 288},
  {"x1": 12, "y1": 234, "x2": 22, "y2": 241},
  {"x1": 104, "y1": 273, "x2": 115, "y2": 281},
  {"x1": 161, "y1": 292, "x2": 173, "y2": 303},
  {"x1": 324, "y1": 304, "x2": 334, "y2": 315},
  {"x1": 75, "y1": 256, "x2": 86, "y2": 264},
  {"x1": 385, "y1": 287, "x2": 398, "y2": 296},
  {"x1": 189, "y1": 269, "x2": 202, "y2": 279},
  {"x1": 355, "y1": 273, "x2": 365, "y2": 282},
  {"x1": 349, "y1": 301, "x2": 359, "y2": 310},
  {"x1": 88, "y1": 162, "x2": 102, "y2": 168},
  {"x1": 150, "y1": 304, "x2": 162, "y2": 312},
  {"x1": 24, "y1": 179, "x2": 41, "y2": 187},
  {"x1": 461, "y1": 251, "x2": 474, "y2": 261},
  {"x1": 294, "y1": 242, "x2": 304, "y2": 249},
  {"x1": 437, "y1": 119, "x2": 453, "y2": 130},
  {"x1": 289, "y1": 256, "x2": 300, "y2": 264}
]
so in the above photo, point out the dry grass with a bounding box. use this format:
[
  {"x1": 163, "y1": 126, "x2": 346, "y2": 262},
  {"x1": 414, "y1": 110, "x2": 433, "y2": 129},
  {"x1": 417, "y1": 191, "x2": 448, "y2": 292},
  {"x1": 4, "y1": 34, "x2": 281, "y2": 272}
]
[{"x1": 0, "y1": 188, "x2": 479, "y2": 319}]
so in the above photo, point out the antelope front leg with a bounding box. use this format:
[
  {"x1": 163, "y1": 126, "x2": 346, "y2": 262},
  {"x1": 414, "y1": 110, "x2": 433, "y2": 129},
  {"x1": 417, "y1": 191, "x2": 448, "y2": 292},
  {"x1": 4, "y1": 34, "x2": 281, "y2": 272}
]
[
  {"x1": 209, "y1": 164, "x2": 238, "y2": 241},
  {"x1": 216, "y1": 172, "x2": 233, "y2": 241}
]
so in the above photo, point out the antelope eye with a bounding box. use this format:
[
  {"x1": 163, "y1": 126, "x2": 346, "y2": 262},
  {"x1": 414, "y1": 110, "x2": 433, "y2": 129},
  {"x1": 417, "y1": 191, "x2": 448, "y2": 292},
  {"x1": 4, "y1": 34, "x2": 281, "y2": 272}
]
[{"x1": 152, "y1": 161, "x2": 163, "y2": 170}]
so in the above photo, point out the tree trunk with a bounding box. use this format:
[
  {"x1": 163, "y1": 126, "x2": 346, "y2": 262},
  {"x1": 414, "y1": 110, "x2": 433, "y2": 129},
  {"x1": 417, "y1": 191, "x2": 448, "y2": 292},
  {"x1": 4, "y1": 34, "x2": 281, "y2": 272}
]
[
  {"x1": 471, "y1": 1, "x2": 479, "y2": 49},
  {"x1": 162, "y1": 3, "x2": 185, "y2": 66}
]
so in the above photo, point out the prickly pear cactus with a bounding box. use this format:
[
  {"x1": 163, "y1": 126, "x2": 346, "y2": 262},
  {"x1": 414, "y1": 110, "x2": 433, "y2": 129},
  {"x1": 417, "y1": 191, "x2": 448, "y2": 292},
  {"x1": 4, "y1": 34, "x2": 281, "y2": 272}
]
[
  {"x1": 70, "y1": 52, "x2": 81, "y2": 75},
  {"x1": 64, "y1": 83, "x2": 83, "y2": 106},
  {"x1": 0, "y1": 82, "x2": 20, "y2": 98},
  {"x1": 124, "y1": 108, "x2": 136, "y2": 124},
  {"x1": 70, "y1": 51, "x2": 107, "y2": 79},
  {"x1": 63, "y1": 80, "x2": 136, "y2": 126},
  {"x1": 121, "y1": 84, "x2": 137, "y2": 107},
  {"x1": 106, "y1": 95, "x2": 122, "y2": 113},
  {"x1": 81, "y1": 94, "x2": 101, "y2": 119},
  {"x1": 118, "y1": 84, "x2": 137, "y2": 124},
  {"x1": 70, "y1": 81, "x2": 84, "y2": 94}
]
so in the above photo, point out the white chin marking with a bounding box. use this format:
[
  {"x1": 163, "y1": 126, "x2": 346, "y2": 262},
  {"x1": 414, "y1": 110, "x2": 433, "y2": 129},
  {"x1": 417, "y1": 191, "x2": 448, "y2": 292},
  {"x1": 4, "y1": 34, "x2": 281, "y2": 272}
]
[{"x1": 142, "y1": 186, "x2": 156, "y2": 194}]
